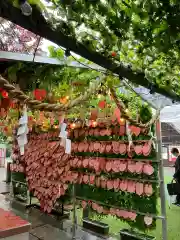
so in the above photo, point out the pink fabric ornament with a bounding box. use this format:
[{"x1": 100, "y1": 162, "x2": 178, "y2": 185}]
[
  {"x1": 129, "y1": 212, "x2": 137, "y2": 221},
  {"x1": 106, "y1": 161, "x2": 112, "y2": 172},
  {"x1": 96, "y1": 205, "x2": 103, "y2": 214},
  {"x1": 90, "y1": 175, "x2": 95, "y2": 184},
  {"x1": 119, "y1": 143, "x2": 127, "y2": 154},
  {"x1": 134, "y1": 145, "x2": 143, "y2": 155},
  {"x1": 83, "y1": 175, "x2": 89, "y2": 184},
  {"x1": 128, "y1": 161, "x2": 136, "y2": 173},
  {"x1": 143, "y1": 164, "x2": 154, "y2": 175},
  {"x1": 135, "y1": 162, "x2": 144, "y2": 174},
  {"x1": 144, "y1": 184, "x2": 153, "y2": 196},
  {"x1": 127, "y1": 181, "x2": 136, "y2": 193},
  {"x1": 135, "y1": 182, "x2": 144, "y2": 196},
  {"x1": 113, "y1": 179, "x2": 120, "y2": 190},
  {"x1": 120, "y1": 180, "x2": 128, "y2": 191},
  {"x1": 101, "y1": 179, "x2": 107, "y2": 188},
  {"x1": 92, "y1": 202, "x2": 98, "y2": 210},
  {"x1": 119, "y1": 161, "x2": 127, "y2": 172},
  {"x1": 107, "y1": 180, "x2": 114, "y2": 190}
]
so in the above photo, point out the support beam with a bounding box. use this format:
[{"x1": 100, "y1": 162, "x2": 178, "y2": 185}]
[{"x1": 0, "y1": 0, "x2": 179, "y2": 101}]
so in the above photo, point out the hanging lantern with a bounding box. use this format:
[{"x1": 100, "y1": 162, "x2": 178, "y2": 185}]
[
  {"x1": 98, "y1": 100, "x2": 106, "y2": 109},
  {"x1": 3, "y1": 126, "x2": 8, "y2": 133},
  {"x1": 70, "y1": 123, "x2": 76, "y2": 129},
  {"x1": 28, "y1": 116, "x2": 33, "y2": 122},
  {"x1": 60, "y1": 97, "x2": 68, "y2": 104},
  {"x1": 33, "y1": 89, "x2": 47, "y2": 101},
  {"x1": 1, "y1": 90, "x2": 8, "y2": 98},
  {"x1": 111, "y1": 52, "x2": 117, "y2": 57}
]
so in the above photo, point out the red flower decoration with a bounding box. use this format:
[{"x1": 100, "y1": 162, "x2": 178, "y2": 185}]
[
  {"x1": 33, "y1": 89, "x2": 47, "y2": 101},
  {"x1": 1, "y1": 90, "x2": 8, "y2": 98},
  {"x1": 111, "y1": 52, "x2": 116, "y2": 57}
]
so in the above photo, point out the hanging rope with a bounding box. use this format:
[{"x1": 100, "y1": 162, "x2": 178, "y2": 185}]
[
  {"x1": 0, "y1": 75, "x2": 159, "y2": 127},
  {"x1": 0, "y1": 75, "x2": 106, "y2": 112},
  {"x1": 109, "y1": 87, "x2": 160, "y2": 128}
]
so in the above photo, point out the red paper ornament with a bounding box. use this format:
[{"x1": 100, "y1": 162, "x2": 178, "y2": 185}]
[
  {"x1": 33, "y1": 89, "x2": 47, "y2": 101},
  {"x1": 114, "y1": 107, "x2": 121, "y2": 122},
  {"x1": 28, "y1": 116, "x2": 33, "y2": 122},
  {"x1": 1, "y1": 90, "x2": 8, "y2": 98},
  {"x1": 98, "y1": 100, "x2": 106, "y2": 109},
  {"x1": 90, "y1": 109, "x2": 98, "y2": 120},
  {"x1": 4, "y1": 126, "x2": 8, "y2": 132},
  {"x1": 0, "y1": 108, "x2": 7, "y2": 117},
  {"x1": 111, "y1": 52, "x2": 116, "y2": 57}
]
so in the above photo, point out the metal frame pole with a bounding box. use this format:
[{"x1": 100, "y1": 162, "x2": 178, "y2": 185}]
[
  {"x1": 156, "y1": 117, "x2": 168, "y2": 240},
  {"x1": 72, "y1": 184, "x2": 77, "y2": 239}
]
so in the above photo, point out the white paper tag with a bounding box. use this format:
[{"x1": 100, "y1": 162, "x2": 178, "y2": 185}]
[
  {"x1": 20, "y1": 146, "x2": 25, "y2": 155},
  {"x1": 60, "y1": 123, "x2": 67, "y2": 132},
  {"x1": 17, "y1": 125, "x2": 27, "y2": 136},
  {"x1": 65, "y1": 139, "x2": 71, "y2": 154},
  {"x1": 59, "y1": 130, "x2": 67, "y2": 138},
  {"x1": 60, "y1": 138, "x2": 66, "y2": 147},
  {"x1": 17, "y1": 134, "x2": 27, "y2": 146},
  {"x1": 25, "y1": 126, "x2": 29, "y2": 134},
  {"x1": 19, "y1": 115, "x2": 28, "y2": 125}
]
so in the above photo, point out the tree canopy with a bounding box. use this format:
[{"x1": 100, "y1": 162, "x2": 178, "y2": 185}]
[{"x1": 1, "y1": 0, "x2": 180, "y2": 101}]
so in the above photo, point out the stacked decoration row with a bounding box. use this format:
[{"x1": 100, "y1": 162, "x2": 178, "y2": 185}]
[
  {"x1": 69, "y1": 120, "x2": 158, "y2": 232},
  {"x1": 10, "y1": 129, "x2": 72, "y2": 213}
]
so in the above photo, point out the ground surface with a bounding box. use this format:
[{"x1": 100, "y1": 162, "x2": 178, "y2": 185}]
[{"x1": 0, "y1": 167, "x2": 179, "y2": 239}]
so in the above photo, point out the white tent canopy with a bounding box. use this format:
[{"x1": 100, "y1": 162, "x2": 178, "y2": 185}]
[{"x1": 132, "y1": 87, "x2": 180, "y2": 132}]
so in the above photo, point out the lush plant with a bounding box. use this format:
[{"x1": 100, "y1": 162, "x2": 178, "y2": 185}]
[{"x1": 43, "y1": 0, "x2": 180, "y2": 96}]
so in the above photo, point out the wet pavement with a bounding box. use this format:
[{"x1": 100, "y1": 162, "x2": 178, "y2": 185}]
[
  {"x1": 0, "y1": 192, "x2": 113, "y2": 240},
  {"x1": 0, "y1": 167, "x2": 175, "y2": 240}
]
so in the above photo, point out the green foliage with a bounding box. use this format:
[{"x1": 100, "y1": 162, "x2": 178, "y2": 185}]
[
  {"x1": 4, "y1": 45, "x2": 152, "y2": 121},
  {"x1": 12, "y1": 0, "x2": 45, "y2": 10},
  {"x1": 42, "y1": 0, "x2": 180, "y2": 96}
]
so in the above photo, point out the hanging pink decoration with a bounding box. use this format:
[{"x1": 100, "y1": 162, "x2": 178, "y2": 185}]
[
  {"x1": 144, "y1": 184, "x2": 153, "y2": 196},
  {"x1": 114, "y1": 107, "x2": 121, "y2": 121},
  {"x1": 143, "y1": 164, "x2": 154, "y2": 175}
]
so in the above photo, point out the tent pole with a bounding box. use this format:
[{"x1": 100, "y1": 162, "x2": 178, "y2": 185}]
[{"x1": 156, "y1": 117, "x2": 167, "y2": 240}]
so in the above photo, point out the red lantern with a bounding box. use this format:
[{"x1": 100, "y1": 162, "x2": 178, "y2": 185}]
[
  {"x1": 4, "y1": 126, "x2": 8, "y2": 132},
  {"x1": 33, "y1": 89, "x2": 47, "y2": 101},
  {"x1": 1, "y1": 90, "x2": 8, "y2": 98},
  {"x1": 28, "y1": 116, "x2": 33, "y2": 122},
  {"x1": 111, "y1": 52, "x2": 116, "y2": 57},
  {"x1": 98, "y1": 100, "x2": 106, "y2": 109}
]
